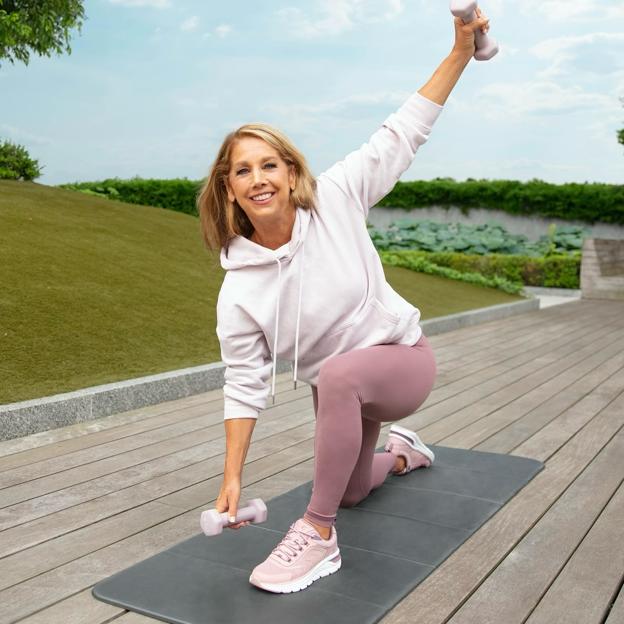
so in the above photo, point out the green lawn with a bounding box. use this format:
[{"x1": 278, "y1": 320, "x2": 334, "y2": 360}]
[{"x1": 0, "y1": 180, "x2": 523, "y2": 404}]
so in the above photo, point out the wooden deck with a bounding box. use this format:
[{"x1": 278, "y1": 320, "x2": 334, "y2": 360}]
[{"x1": 1, "y1": 298, "x2": 623, "y2": 624}]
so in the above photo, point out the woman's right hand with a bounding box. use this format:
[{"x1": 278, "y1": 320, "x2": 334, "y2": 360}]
[
  {"x1": 451, "y1": 5, "x2": 490, "y2": 60},
  {"x1": 215, "y1": 477, "x2": 251, "y2": 530}
]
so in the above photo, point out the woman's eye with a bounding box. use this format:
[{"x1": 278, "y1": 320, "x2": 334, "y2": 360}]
[{"x1": 236, "y1": 163, "x2": 275, "y2": 175}]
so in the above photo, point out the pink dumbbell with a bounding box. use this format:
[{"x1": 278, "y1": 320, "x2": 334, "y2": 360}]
[
  {"x1": 200, "y1": 498, "x2": 268, "y2": 536},
  {"x1": 450, "y1": 0, "x2": 499, "y2": 61}
]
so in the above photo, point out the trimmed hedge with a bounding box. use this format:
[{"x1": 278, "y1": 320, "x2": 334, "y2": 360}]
[
  {"x1": 58, "y1": 177, "x2": 202, "y2": 216},
  {"x1": 378, "y1": 178, "x2": 624, "y2": 225},
  {"x1": 381, "y1": 250, "x2": 581, "y2": 290},
  {"x1": 57, "y1": 177, "x2": 624, "y2": 226},
  {"x1": 380, "y1": 251, "x2": 524, "y2": 294}
]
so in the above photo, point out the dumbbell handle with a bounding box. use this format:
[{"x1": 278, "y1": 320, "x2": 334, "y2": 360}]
[
  {"x1": 218, "y1": 507, "x2": 255, "y2": 525},
  {"x1": 450, "y1": 0, "x2": 498, "y2": 61},
  {"x1": 200, "y1": 498, "x2": 268, "y2": 535}
]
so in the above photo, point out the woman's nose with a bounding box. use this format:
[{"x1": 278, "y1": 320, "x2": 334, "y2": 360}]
[{"x1": 251, "y1": 168, "x2": 266, "y2": 185}]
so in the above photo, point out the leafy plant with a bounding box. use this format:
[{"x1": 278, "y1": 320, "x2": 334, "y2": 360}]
[
  {"x1": 0, "y1": 138, "x2": 42, "y2": 180},
  {"x1": 368, "y1": 219, "x2": 588, "y2": 257}
]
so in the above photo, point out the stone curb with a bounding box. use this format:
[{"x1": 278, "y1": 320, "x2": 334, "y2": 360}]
[{"x1": 0, "y1": 297, "x2": 539, "y2": 442}]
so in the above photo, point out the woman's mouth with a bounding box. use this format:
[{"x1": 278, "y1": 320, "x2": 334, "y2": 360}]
[{"x1": 250, "y1": 192, "x2": 275, "y2": 205}]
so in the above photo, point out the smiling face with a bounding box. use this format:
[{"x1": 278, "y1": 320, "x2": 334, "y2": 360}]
[{"x1": 225, "y1": 136, "x2": 296, "y2": 229}]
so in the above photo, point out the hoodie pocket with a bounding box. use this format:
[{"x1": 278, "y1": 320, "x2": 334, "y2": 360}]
[{"x1": 324, "y1": 296, "x2": 401, "y2": 348}]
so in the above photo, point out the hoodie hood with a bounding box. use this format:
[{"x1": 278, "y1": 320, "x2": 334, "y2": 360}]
[{"x1": 220, "y1": 206, "x2": 312, "y2": 405}]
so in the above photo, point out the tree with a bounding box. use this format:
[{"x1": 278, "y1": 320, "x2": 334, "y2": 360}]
[
  {"x1": 0, "y1": 0, "x2": 86, "y2": 67},
  {"x1": 0, "y1": 138, "x2": 43, "y2": 180}
]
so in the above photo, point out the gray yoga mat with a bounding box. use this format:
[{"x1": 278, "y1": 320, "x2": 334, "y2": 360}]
[{"x1": 93, "y1": 445, "x2": 543, "y2": 623}]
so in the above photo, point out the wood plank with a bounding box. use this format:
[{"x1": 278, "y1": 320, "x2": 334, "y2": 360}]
[
  {"x1": 445, "y1": 430, "x2": 624, "y2": 623},
  {"x1": 432, "y1": 300, "x2": 608, "y2": 368},
  {"x1": 400, "y1": 317, "x2": 622, "y2": 443},
  {"x1": 14, "y1": 587, "x2": 123, "y2": 624},
  {"x1": 475, "y1": 349, "x2": 624, "y2": 454},
  {"x1": 511, "y1": 386, "x2": 624, "y2": 464},
  {"x1": 525, "y1": 480, "x2": 624, "y2": 624},
  {"x1": 430, "y1": 299, "x2": 589, "y2": 350},
  {"x1": 432, "y1": 301, "x2": 615, "y2": 386},
  {"x1": 605, "y1": 583, "x2": 624, "y2": 624},
  {"x1": 438, "y1": 333, "x2": 624, "y2": 449},
  {"x1": 378, "y1": 390, "x2": 624, "y2": 624}
]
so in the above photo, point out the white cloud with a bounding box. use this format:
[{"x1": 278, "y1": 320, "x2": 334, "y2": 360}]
[
  {"x1": 469, "y1": 80, "x2": 617, "y2": 121},
  {"x1": 203, "y1": 24, "x2": 233, "y2": 39},
  {"x1": 215, "y1": 24, "x2": 232, "y2": 38},
  {"x1": 519, "y1": 0, "x2": 624, "y2": 21},
  {"x1": 108, "y1": 0, "x2": 170, "y2": 8},
  {"x1": 276, "y1": 0, "x2": 405, "y2": 39},
  {"x1": 530, "y1": 32, "x2": 624, "y2": 79},
  {"x1": 180, "y1": 16, "x2": 200, "y2": 32}
]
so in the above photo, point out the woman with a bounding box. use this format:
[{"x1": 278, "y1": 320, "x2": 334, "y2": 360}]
[{"x1": 196, "y1": 8, "x2": 491, "y2": 594}]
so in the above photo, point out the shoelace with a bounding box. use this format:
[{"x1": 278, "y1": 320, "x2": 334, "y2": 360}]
[{"x1": 271, "y1": 525, "x2": 311, "y2": 562}]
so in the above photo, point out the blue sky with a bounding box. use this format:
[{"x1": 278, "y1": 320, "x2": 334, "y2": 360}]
[{"x1": 1, "y1": 0, "x2": 623, "y2": 186}]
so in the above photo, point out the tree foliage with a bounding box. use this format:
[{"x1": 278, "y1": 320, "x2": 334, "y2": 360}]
[
  {"x1": 0, "y1": 138, "x2": 43, "y2": 180},
  {"x1": 0, "y1": 0, "x2": 86, "y2": 67}
]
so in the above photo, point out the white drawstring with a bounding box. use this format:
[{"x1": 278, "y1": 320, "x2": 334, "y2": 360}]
[
  {"x1": 271, "y1": 257, "x2": 282, "y2": 405},
  {"x1": 293, "y1": 241, "x2": 305, "y2": 391}
]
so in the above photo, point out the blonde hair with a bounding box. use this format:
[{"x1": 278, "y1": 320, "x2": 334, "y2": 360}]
[{"x1": 196, "y1": 123, "x2": 318, "y2": 258}]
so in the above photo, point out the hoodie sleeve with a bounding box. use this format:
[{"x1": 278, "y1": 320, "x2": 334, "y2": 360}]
[
  {"x1": 317, "y1": 90, "x2": 444, "y2": 220},
  {"x1": 217, "y1": 295, "x2": 273, "y2": 420}
]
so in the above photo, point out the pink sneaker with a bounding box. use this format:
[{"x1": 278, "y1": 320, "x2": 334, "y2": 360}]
[
  {"x1": 385, "y1": 424, "x2": 435, "y2": 474},
  {"x1": 249, "y1": 518, "x2": 341, "y2": 593}
]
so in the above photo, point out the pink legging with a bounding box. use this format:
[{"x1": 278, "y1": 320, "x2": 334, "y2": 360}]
[{"x1": 303, "y1": 334, "x2": 436, "y2": 529}]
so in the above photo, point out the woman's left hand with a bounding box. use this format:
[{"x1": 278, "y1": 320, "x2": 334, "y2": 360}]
[{"x1": 451, "y1": 5, "x2": 490, "y2": 60}]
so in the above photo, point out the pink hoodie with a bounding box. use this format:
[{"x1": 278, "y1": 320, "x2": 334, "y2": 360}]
[{"x1": 217, "y1": 90, "x2": 444, "y2": 420}]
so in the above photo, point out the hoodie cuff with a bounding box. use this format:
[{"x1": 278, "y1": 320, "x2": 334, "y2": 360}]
[
  {"x1": 389, "y1": 90, "x2": 445, "y2": 135},
  {"x1": 223, "y1": 395, "x2": 260, "y2": 420}
]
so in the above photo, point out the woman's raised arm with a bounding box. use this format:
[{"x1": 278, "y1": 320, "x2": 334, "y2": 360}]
[{"x1": 316, "y1": 9, "x2": 490, "y2": 219}]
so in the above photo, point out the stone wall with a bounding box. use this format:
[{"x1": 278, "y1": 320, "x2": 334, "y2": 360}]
[{"x1": 581, "y1": 239, "x2": 624, "y2": 300}]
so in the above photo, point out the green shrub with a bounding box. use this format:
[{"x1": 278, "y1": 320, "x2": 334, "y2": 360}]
[
  {"x1": 0, "y1": 139, "x2": 42, "y2": 180},
  {"x1": 389, "y1": 250, "x2": 581, "y2": 289},
  {"x1": 377, "y1": 178, "x2": 624, "y2": 225},
  {"x1": 59, "y1": 177, "x2": 200, "y2": 216},
  {"x1": 379, "y1": 251, "x2": 525, "y2": 294}
]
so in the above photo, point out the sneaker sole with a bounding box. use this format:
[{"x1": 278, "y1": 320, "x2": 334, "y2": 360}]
[
  {"x1": 249, "y1": 550, "x2": 341, "y2": 593},
  {"x1": 389, "y1": 424, "x2": 435, "y2": 464}
]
